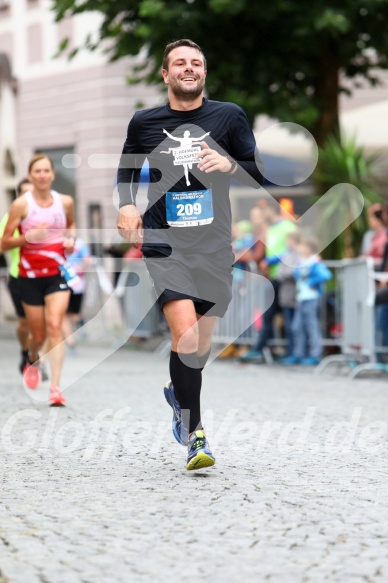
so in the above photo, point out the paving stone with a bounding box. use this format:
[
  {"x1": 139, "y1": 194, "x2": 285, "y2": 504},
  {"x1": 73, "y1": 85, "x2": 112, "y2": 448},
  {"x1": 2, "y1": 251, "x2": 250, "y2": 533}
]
[{"x1": 1, "y1": 335, "x2": 388, "y2": 582}]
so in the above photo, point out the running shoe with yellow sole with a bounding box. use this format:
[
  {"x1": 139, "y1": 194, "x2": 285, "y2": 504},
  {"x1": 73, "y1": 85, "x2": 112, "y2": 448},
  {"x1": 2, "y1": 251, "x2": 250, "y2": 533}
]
[{"x1": 186, "y1": 430, "x2": 215, "y2": 471}]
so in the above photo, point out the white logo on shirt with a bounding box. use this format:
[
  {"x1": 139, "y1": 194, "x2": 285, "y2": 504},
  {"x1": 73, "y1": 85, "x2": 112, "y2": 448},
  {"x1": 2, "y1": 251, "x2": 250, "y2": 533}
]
[{"x1": 160, "y1": 129, "x2": 211, "y2": 186}]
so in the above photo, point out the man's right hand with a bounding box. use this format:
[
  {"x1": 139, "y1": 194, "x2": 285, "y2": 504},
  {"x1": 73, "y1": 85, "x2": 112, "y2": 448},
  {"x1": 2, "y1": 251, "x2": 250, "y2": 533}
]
[{"x1": 117, "y1": 205, "x2": 143, "y2": 246}]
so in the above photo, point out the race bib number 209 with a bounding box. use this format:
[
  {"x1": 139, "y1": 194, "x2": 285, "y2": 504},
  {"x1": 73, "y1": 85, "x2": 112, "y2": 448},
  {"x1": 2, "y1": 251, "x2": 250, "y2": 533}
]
[{"x1": 166, "y1": 189, "x2": 214, "y2": 227}]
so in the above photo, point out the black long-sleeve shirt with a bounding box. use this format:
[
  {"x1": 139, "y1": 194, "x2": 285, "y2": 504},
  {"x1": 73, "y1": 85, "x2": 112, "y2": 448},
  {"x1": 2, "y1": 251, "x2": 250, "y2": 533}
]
[{"x1": 117, "y1": 98, "x2": 263, "y2": 253}]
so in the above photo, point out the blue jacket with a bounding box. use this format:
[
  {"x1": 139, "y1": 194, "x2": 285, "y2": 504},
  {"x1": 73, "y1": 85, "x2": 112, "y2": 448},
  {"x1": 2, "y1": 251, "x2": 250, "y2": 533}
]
[{"x1": 294, "y1": 259, "x2": 332, "y2": 297}]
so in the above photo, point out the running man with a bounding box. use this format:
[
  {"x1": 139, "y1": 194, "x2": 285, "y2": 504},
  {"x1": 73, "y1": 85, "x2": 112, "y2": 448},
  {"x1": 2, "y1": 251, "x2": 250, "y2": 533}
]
[
  {"x1": 117, "y1": 39, "x2": 263, "y2": 470},
  {"x1": 2, "y1": 154, "x2": 75, "y2": 406}
]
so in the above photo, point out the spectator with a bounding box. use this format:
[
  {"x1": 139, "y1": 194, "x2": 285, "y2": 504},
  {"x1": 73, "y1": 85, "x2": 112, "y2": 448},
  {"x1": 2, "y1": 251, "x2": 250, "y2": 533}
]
[
  {"x1": 276, "y1": 230, "x2": 301, "y2": 362},
  {"x1": 239, "y1": 197, "x2": 296, "y2": 363},
  {"x1": 62, "y1": 237, "x2": 91, "y2": 351},
  {"x1": 236, "y1": 206, "x2": 268, "y2": 274},
  {"x1": 364, "y1": 206, "x2": 388, "y2": 361},
  {"x1": 360, "y1": 203, "x2": 383, "y2": 255},
  {"x1": 363, "y1": 207, "x2": 387, "y2": 267},
  {"x1": 285, "y1": 237, "x2": 332, "y2": 366}
]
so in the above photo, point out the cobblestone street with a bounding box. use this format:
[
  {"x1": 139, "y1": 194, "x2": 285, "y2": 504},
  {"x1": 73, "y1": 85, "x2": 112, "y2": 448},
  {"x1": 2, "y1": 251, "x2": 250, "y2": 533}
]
[{"x1": 1, "y1": 333, "x2": 388, "y2": 583}]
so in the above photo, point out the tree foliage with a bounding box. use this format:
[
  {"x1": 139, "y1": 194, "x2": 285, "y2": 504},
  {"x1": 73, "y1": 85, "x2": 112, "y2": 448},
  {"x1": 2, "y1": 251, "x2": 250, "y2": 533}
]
[
  {"x1": 314, "y1": 135, "x2": 382, "y2": 258},
  {"x1": 51, "y1": 0, "x2": 388, "y2": 145}
]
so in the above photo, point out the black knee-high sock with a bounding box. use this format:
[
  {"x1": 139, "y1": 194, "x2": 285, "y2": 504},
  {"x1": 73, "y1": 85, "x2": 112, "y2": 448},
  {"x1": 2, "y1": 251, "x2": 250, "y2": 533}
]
[{"x1": 170, "y1": 350, "x2": 202, "y2": 434}]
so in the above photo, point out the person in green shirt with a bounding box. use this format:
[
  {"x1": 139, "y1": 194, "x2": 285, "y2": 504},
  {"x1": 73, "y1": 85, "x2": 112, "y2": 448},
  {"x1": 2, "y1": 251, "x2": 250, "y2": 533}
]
[
  {"x1": 239, "y1": 197, "x2": 296, "y2": 362},
  {"x1": 0, "y1": 179, "x2": 32, "y2": 372}
]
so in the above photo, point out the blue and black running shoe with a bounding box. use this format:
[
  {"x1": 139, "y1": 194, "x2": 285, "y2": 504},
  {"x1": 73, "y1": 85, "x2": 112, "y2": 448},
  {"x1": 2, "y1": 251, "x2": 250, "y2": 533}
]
[
  {"x1": 186, "y1": 430, "x2": 215, "y2": 471},
  {"x1": 163, "y1": 381, "x2": 188, "y2": 446}
]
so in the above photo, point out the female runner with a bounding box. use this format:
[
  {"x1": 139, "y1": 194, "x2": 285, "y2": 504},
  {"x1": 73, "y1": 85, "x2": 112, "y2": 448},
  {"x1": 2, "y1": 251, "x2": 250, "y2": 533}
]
[{"x1": 2, "y1": 153, "x2": 76, "y2": 405}]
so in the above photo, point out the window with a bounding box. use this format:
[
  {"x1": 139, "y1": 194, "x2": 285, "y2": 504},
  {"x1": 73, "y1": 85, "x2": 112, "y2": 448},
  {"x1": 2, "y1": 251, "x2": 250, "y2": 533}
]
[
  {"x1": 0, "y1": 1, "x2": 10, "y2": 17},
  {"x1": 4, "y1": 149, "x2": 16, "y2": 177}
]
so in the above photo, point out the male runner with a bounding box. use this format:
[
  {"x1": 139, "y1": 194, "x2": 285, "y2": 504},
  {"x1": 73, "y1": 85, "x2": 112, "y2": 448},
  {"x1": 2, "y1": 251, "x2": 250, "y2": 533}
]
[{"x1": 117, "y1": 39, "x2": 263, "y2": 470}]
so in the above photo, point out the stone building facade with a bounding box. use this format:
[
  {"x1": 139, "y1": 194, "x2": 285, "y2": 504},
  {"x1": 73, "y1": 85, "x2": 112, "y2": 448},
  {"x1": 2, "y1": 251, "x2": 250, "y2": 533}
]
[{"x1": 0, "y1": 0, "x2": 161, "y2": 238}]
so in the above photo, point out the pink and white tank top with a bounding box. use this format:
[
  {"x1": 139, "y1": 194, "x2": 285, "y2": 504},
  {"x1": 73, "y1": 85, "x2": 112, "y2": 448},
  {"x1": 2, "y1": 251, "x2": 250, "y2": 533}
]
[{"x1": 19, "y1": 190, "x2": 67, "y2": 278}]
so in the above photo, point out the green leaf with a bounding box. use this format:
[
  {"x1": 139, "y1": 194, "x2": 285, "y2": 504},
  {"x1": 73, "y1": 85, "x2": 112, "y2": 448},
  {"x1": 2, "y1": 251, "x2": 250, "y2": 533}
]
[
  {"x1": 314, "y1": 133, "x2": 383, "y2": 258},
  {"x1": 139, "y1": 0, "x2": 165, "y2": 17},
  {"x1": 315, "y1": 9, "x2": 351, "y2": 34}
]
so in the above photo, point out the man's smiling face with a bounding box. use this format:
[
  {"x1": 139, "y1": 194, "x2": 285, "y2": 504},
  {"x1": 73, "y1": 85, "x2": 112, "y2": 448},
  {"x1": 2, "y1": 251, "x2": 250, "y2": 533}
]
[{"x1": 162, "y1": 46, "x2": 207, "y2": 101}]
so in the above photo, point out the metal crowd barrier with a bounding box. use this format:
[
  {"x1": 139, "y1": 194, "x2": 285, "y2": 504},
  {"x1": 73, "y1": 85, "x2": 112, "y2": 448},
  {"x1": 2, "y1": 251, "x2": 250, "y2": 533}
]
[
  {"x1": 81, "y1": 257, "x2": 120, "y2": 338},
  {"x1": 212, "y1": 260, "x2": 345, "y2": 353},
  {"x1": 213, "y1": 258, "x2": 388, "y2": 378},
  {"x1": 112, "y1": 258, "x2": 365, "y2": 346},
  {"x1": 116, "y1": 259, "x2": 162, "y2": 339},
  {"x1": 213, "y1": 264, "x2": 269, "y2": 346},
  {"x1": 82, "y1": 257, "x2": 109, "y2": 323},
  {"x1": 116, "y1": 260, "x2": 271, "y2": 345},
  {"x1": 37, "y1": 254, "x2": 384, "y2": 379},
  {"x1": 316, "y1": 257, "x2": 388, "y2": 378}
]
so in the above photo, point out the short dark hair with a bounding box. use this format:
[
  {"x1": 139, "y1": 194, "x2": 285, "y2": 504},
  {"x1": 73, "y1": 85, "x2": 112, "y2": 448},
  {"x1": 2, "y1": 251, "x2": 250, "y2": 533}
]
[
  {"x1": 16, "y1": 178, "x2": 31, "y2": 196},
  {"x1": 162, "y1": 39, "x2": 207, "y2": 71}
]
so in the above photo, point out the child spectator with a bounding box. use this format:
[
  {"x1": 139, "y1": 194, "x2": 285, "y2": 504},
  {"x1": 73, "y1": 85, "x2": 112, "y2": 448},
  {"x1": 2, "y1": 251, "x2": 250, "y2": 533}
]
[
  {"x1": 276, "y1": 230, "x2": 301, "y2": 361},
  {"x1": 285, "y1": 237, "x2": 332, "y2": 365}
]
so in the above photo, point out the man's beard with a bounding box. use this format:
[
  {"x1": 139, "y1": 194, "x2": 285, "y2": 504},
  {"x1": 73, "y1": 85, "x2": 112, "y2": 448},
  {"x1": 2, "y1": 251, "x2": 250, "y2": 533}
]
[{"x1": 169, "y1": 77, "x2": 205, "y2": 101}]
